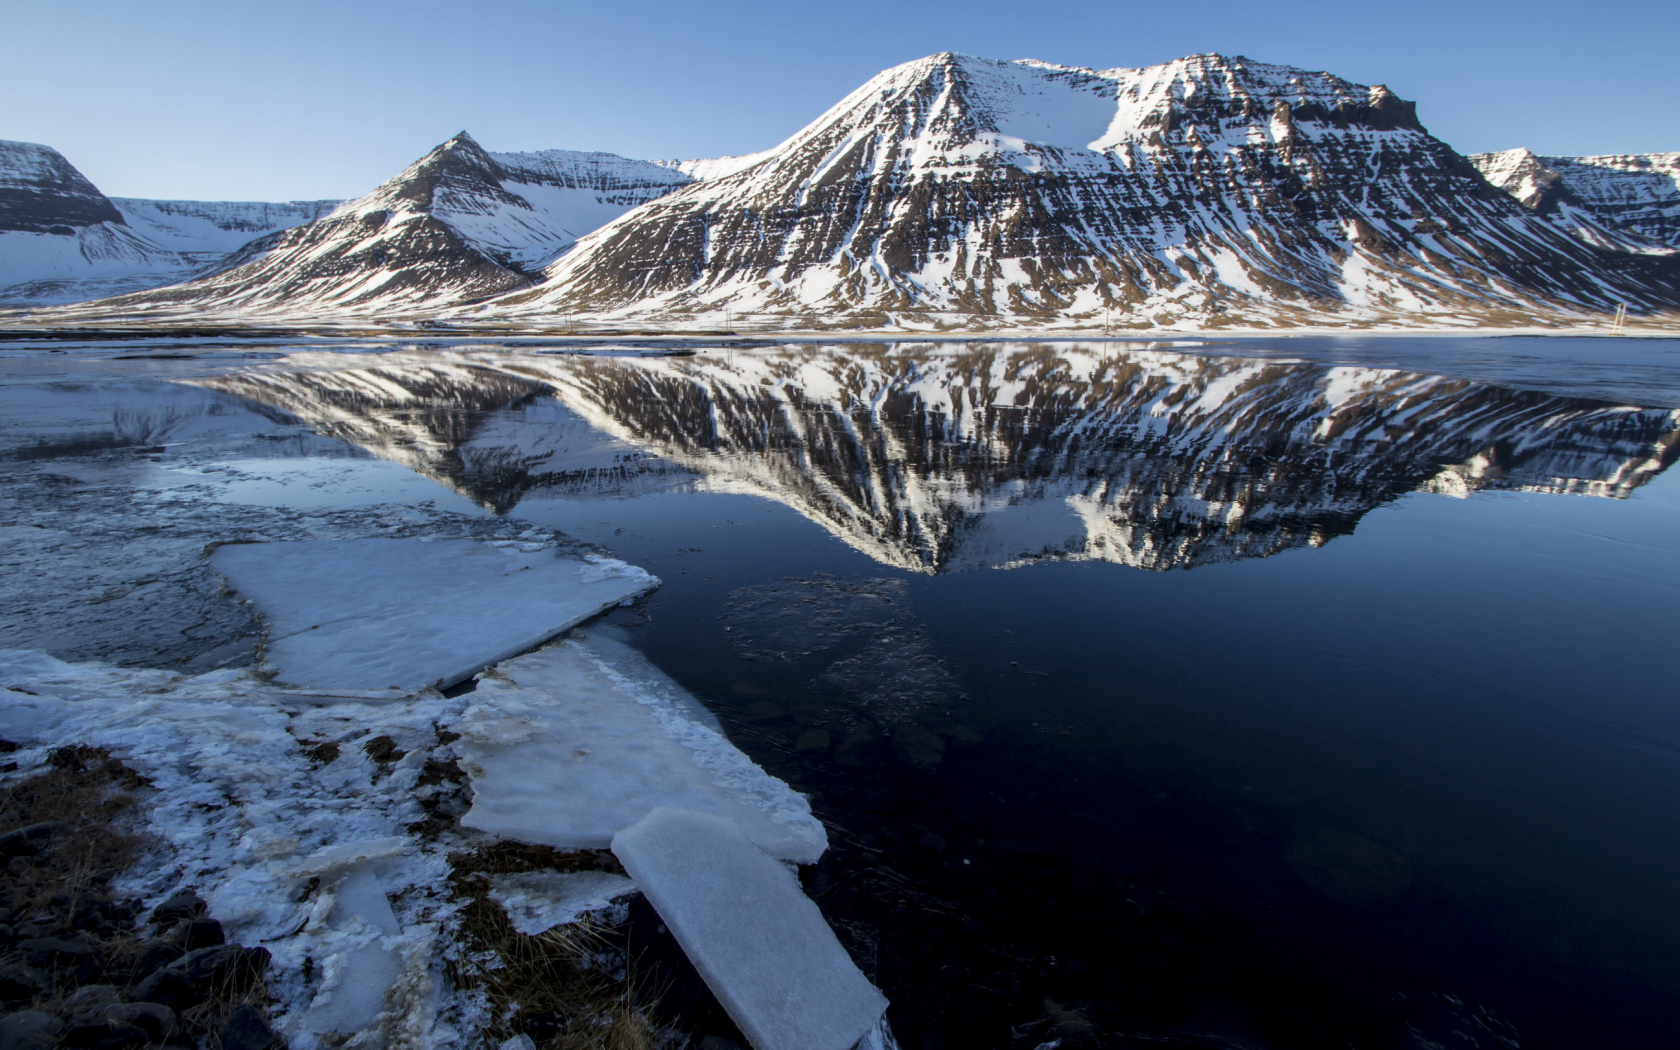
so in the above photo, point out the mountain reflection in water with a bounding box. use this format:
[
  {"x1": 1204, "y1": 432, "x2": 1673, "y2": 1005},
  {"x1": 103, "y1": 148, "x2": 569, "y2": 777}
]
[{"x1": 195, "y1": 343, "x2": 1680, "y2": 572}]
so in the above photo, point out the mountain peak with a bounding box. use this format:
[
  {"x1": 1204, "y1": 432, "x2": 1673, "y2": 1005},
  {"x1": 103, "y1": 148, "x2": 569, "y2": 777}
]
[{"x1": 0, "y1": 138, "x2": 125, "y2": 234}]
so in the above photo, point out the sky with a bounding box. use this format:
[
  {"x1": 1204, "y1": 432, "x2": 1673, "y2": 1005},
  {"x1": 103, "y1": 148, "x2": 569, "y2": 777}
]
[{"x1": 3, "y1": 0, "x2": 1676, "y2": 202}]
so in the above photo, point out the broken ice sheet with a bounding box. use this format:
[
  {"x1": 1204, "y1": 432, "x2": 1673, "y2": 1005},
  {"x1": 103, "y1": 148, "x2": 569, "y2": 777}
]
[
  {"x1": 210, "y1": 537, "x2": 658, "y2": 690},
  {"x1": 456, "y1": 631, "x2": 827, "y2": 862},
  {"x1": 721, "y1": 575, "x2": 908, "y2": 661},
  {"x1": 488, "y1": 870, "x2": 638, "y2": 935},
  {"x1": 612, "y1": 808, "x2": 886, "y2": 1050}
]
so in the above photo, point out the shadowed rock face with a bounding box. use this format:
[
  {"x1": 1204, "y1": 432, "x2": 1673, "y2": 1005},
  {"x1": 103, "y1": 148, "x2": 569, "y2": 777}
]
[
  {"x1": 0, "y1": 140, "x2": 125, "y2": 234},
  {"x1": 528, "y1": 54, "x2": 1680, "y2": 325},
  {"x1": 194, "y1": 345, "x2": 1680, "y2": 573}
]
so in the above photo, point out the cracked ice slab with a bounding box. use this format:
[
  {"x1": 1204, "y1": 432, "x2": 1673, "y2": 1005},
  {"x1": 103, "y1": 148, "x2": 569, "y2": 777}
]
[
  {"x1": 612, "y1": 808, "x2": 886, "y2": 1050},
  {"x1": 457, "y1": 631, "x2": 828, "y2": 863},
  {"x1": 210, "y1": 538, "x2": 658, "y2": 691}
]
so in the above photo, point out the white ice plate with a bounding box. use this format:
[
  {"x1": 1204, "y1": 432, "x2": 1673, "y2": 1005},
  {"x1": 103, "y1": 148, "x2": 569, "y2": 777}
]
[
  {"x1": 488, "y1": 870, "x2": 638, "y2": 935},
  {"x1": 612, "y1": 808, "x2": 886, "y2": 1050},
  {"x1": 456, "y1": 634, "x2": 827, "y2": 863},
  {"x1": 210, "y1": 538, "x2": 657, "y2": 690}
]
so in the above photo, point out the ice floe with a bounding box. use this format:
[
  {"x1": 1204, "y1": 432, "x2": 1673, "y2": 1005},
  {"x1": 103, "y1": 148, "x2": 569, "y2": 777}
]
[
  {"x1": 487, "y1": 870, "x2": 638, "y2": 935},
  {"x1": 210, "y1": 537, "x2": 658, "y2": 690},
  {"x1": 613, "y1": 808, "x2": 887, "y2": 1050},
  {"x1": 456, "y1": 630, "x2": 828, "y2": 863}
]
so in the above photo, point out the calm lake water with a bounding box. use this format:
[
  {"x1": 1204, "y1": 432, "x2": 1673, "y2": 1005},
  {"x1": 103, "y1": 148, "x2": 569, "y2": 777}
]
[{"x1": 3, "y1": 335, "x2": 1678, "y2": 1049}]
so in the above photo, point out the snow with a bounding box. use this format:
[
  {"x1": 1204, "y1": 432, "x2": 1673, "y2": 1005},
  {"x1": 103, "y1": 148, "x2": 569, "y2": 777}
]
[
  {"x1": 298, "y1": 863, "x2": 409, "y2": 1037},
  {"x1": 612, "y1": 807, "x2": 886, "y2": 1050},
  {"x1": 456, "y1": 630, "x2": 827, "y2": 862},
  {"x1": 487, "y1": 870, "x2": 638, "y2": 935},
  {"x1": 0, "y1": 649, "x2": 461, "y2": 1050},
  {"x1": 0, "y1": 622, "x2": 835, "y2": 1044},
  {"x1": 209, "y1": 538, "x2": 658, "y2": 690},
  {"x1": 113, "y1": 198, "x2": 339, "y2": 262}
]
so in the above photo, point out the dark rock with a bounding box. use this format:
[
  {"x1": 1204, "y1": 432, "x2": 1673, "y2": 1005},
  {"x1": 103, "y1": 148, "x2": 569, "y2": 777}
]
[
  {"x1": 56, "y1": 1022, "x2": 146, "y2": 1050},
  {"x1": 0, "y1": 1010, "x2": 63, "y2": 1050},
  {"x1": 147, "y1": 894, "x2": 204, "y2": 927},
  {"x1": 699, "y1": 1038, "x2": 746, "y2": 1050},
  {"x1": 175, "y1": 920, "x2": 222, "y2": 952},
  {"x1": 0, "y1": 825, "x2": 66, "y2": 859},
  {"x1": 130, "y1": 945, "x2": 269, "y2": 1011},
  {"x1": 59, "y1": 988, "x2": 118, "y2": 1025},
  {"x1": 21, "y1": 934, "x2": 100, "y2": 968},
  {"x1": 90, "y1": 1005, "x2": 171, "y2": 1045},
  {"x1": 0, "y1": 967, "x2": 46, "y2": 1006},
  {"x1": 130, "y1": 942, "x2": 182, "y2": 980},
  {"x1": 216, "y1": 1004, "x2": 280, "y2": 1050}
]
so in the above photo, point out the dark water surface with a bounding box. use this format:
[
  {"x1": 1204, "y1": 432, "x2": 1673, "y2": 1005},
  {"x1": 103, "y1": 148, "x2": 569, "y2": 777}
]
[{"x1": 3, "y1": 336, "x2": 1679, "y2": 1049}]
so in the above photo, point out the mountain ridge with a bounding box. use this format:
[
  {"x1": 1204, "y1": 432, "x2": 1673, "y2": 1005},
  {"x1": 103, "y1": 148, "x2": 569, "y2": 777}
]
[
  {"x1": 512, "y1": 51, "x2": 1678, "y2": 328},
  {"x1": 7, "y1": 52, "x2": 1680, "y2": 328}
]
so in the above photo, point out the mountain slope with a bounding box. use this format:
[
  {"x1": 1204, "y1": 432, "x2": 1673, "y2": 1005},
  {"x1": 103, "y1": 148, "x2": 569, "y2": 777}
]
[
  {"x1": 112, "y1": 198, "x2": 342, "y2": 265},
  {"x1": 0, "y1": 140, "x2": 188, "y2": 303},
  {"x1": 1, "y1": 139, "x2": 348, "y2": 306},
  {"x1": 64, "y1": 133, "x2": 698, "y2": 319},
  {"x1": 1471, "y1": 149, "x2": 1680, "y2": 250},
  {"x1": 512, "y1": 53, "x2": 1679, "y2": 328}
]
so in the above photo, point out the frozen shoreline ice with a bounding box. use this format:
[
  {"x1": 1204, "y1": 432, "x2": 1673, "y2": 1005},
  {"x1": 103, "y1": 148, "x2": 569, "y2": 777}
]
[
  {"x1": 210, "y1": 537, "x2": 659, "y2": 690},
  {"x1": 457, "y1": 630, "x2": 828, "y2": 863}
]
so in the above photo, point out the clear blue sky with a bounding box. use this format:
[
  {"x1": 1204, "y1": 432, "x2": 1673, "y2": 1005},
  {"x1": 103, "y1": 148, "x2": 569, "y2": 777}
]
[{"x1": 3, "y1": 0, "x2": 1675, "y2": 202}]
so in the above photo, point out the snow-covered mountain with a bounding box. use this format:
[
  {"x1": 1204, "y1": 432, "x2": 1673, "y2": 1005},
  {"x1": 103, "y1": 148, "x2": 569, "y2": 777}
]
[
  {"x1": 1470, "y1": 149, "x2": 1680, "y2": 251},
  {"x1": 511, "y1": 53, "x2": 1678, "y2": 328},
  {"x1": 112, "y1": 198, "x2": 341, "y2": 264},
  {"x1": 0, "y1": 139, "x2": 341, "y2": 306},
  {"x1": 191, "y1": 345, "x2": 1680, "y2": 572},
  {"x1": 17, "y1": 53, "x2": 1680, "y2": 326},
  {"x1": 74, "y1": 133, "x2": 700, "y2": 318},
  {"x1": 1, "y1": 140, "x2": 187, "y2": 304}
]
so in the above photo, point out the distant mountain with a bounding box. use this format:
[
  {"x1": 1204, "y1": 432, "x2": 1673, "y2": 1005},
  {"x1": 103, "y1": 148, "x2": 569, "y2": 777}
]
[
  {"x1": 1, "y1": 139, "x2": 187, "y2": 304},
  {"x1": 0, "y1": 139, "x2": 339, "y2": 306},
  {"x1": 14, "y1": 54, "x2": 1680, "y2": 327},
  {"x1": 191, "y1": 345, "x2": 1680, "y2": 573},
  {"x1": 112, "y1": 198, "x2": 341, "y2": 265},
  {"x1": 1470, "y1": 149, "x2": 1680, "y2": 250},
  {"x1": 518, "y1": 53, "x2": 1679, "y2": 328},
  {"x1": 70, "y1": 132, "x2": 700, "y2": 318}
]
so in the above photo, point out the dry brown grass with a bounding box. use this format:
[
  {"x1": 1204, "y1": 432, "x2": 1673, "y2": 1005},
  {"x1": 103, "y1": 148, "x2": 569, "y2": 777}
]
[
  {"x1": 446, "y1": 843, "x2": 668, "y2": 1050},
  {"x1": 0, "y1": 745, "x2": 146, "y2": 927}
]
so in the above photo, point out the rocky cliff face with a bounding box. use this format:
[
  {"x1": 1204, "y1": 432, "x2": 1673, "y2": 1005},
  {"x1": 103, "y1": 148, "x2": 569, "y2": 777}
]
[
  {"x1": 75, "y1": 132, "x2": 699, "y2": 317},
  {"x1": 1472, "y1": 148, "x2": 1680, "y2": 250},
  {"x1": 0, "y1": 140, "x2": 126, "y2": 234},
  {"x1": 516, "y1": 53, "x2": 1680, "y2": 328},
  {"x1": 192, "y1": 344, "x2": 1680, "y2": 573}
]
